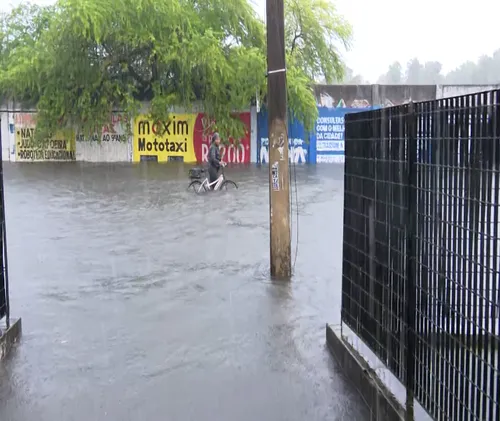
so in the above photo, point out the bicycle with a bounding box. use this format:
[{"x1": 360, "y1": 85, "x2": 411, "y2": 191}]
[{"x1": 187, "y1": 163, "x2": 238, "y2": 193}]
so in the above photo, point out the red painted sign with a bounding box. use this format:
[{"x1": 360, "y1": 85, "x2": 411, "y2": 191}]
[{"x1": 193, "y1": 113, "x2": 251, "y2": 164}]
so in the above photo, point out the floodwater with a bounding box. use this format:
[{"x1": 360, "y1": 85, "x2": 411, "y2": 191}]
[{"x1": 0, "y1": 162, "x2": 369, "y2": 421}]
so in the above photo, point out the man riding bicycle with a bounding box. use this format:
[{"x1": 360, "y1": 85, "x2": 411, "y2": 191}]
[{"x1": 208, "y1": 132, "x2": 225, "y2": 189}]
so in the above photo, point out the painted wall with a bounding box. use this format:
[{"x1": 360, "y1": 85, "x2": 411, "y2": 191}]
[
  {"x1": 0, "y1": 106, "x2": 132, "y2": 162},
  {"x1": 7, "y1": 112, "x2": 70, "y2": 162},
  {"x1": 193, "y1": 112, "x2": 251, "y2": 164},
  {"x1": 0, "y1": 101, "x2": 38, "y2": 161},
  {"x1": 76, "y1": 113, "x2": 132, "y2": 162},
  {"x1": 2, "y1": 85, "x2": 499, "y2": 163},
  {"x1": 250, "y1": 106, "x2": 258, "y2": 163},
  {"x1": 257, "y1": 110, "x2": 314, "y2": 164},
  {"x1": 0, "y1": 105, "x2": 252, "y2": 163},
  {"x1": 15, "y1": 117, "x2": 76, "y2": 162},
  {"x1": 257, "y1": 107, "x2": 378, "y2": 164},
  {"x1": 132, "y1": 112, "x2": 251, "y2": 163}
]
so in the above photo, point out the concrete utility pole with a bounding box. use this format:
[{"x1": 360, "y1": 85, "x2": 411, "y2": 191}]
[{"x1": 266, "y1": 0, "x2": 291, "y2": 279}]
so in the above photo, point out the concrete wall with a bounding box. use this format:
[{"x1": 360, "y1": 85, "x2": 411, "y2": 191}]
[
  {"x1": 2, "y1": 85, "x2": 499, "y2": 162},
  {"x1": 437, "y1": 84, "x2": 500, "y2": 98},
  {"x1": 314, "y1": 84, "x2": 438, "y2": 108},
  {"x1": 0, "y1": 113, "x2": 11, "y2": 160},
  {"x1": 75, "y1": 114, "x2": 132, "y2": 162},
  {"x1": 0, "y1": 101, "x2": 133, "y2": 162},
  {"x1": 258, "y1": 84, "x2": 500, "y2": 164},
  {"x1": 315, "y1": 84, "x2": 500, "y2": 107},
  {"x1": 0, "y1": 101, "x2": 255, "y2": 162},
  {"x1": 76, "y1": 139, "x2": 131, "y2": 162}
]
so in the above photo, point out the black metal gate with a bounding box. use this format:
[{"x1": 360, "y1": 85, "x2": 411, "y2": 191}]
[
  {"x1": 0, "y1": 117, "x2": 9, "y2": 323},
  {"x1": 341, "y1": 90, "x2": 500, "y2": 420}
]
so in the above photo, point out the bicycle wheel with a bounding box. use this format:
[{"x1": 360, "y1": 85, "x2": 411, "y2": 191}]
[
  {"x1": 220, "y1": 180, "x2": 238, "y2": 190},
  {"x1": 188, "y1": 180, "x2": 207, "y2": 193}
]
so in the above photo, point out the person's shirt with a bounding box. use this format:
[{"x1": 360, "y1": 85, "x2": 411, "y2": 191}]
[{"x1": 208, "y1": 143, "x2": 221, "y2": 169}]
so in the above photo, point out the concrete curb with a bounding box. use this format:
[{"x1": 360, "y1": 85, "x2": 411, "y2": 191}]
[
  {"x1": 325, "y1": 323, "x2": 405, "y2": 421},
  {"x1": 0, "y1": 318, "x2": 22, "y2": 360}
]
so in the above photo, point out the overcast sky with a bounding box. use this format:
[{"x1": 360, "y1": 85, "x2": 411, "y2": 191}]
[{"x1": 2, "y1": 0, "x2": 499, "y2": 82}]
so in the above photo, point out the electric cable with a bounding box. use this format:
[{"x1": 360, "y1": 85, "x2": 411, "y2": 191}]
[{"x1": 288, "y1": 119, "x2": 300, "y2": 276}]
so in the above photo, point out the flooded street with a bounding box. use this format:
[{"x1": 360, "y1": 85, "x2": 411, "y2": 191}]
[{"x1": 0, "y1": 162, "x2": 369, "y2": 421}]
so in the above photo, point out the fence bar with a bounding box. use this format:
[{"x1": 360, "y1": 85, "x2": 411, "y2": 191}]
[
  {"x1": 405, "y1": 102, "x2": 417, "y2": 419},
  {"x1": 0, "y1": 117, "x2": 9, "y2": 327}
]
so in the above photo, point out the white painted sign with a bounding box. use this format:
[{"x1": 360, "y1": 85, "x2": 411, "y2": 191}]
[
  {"x1": 259, "y1": 137, "x2": 307, "y2": 163},
  {"x1": 201, "y1": 143, "x2": 247, "y2": 164}
]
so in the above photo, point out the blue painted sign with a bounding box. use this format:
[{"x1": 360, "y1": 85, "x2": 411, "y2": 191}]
[
  {"x1": 257, "y1": 107, "x2": 378, "y2": 163},
  {"x1": 315, "y1": 108, "x2": 347, "y2": 163},
  {"x1": 315, "y1": 107, "x2": 378, "y2": 163},
  {"x1": 257, "y1": 111, "x2": 315, "y2": 163}
]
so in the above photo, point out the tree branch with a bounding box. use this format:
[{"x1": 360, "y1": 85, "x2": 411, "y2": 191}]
[
  {"x1": 125, "y1": 61, "x2": 149, "y2": 88},
  {"x1": 101, "y1": 42, "x2": 151, "y2": 88},
  {"x1": 291, "y1": 30, "x2": 302, "y2": 54},
  {"x1": 290, "y1": 3, "x2": 303, "y2": 55}
]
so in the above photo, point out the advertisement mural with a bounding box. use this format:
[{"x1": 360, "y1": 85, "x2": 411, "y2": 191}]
[
  {"x1": 315, "y1": 108, "x2": 347, "y2": 163},
  {"x1": 14, "y1": 114, "x2": 76, "y2": 162},
  {"x1": 315, "y1": 107, "x2": 379, "y2": 163},
  {"x1": 133, "y1": 112, "x2": 251, "y2": 163},
  {"x1": 257, "y1": 107, "x2": 380, "y2": 163},
  {"x1": 257, "y1": 110, "x2": 314, "y2": 163},
  {"x1": 193, "y1": 113, "x2": 251, "y2": 164},
  {"x1": 133, "y1": 114, "x2": 198, "y2": 162}
]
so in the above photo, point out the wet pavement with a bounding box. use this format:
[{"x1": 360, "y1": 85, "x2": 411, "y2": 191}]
[{"x1": 0, "y1": 162, "x2": 369, "y2": 421}]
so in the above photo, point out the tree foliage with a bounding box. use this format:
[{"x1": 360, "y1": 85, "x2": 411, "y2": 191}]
[
  {"x1": 376, "y1": 61, "x2": 403, "y2": 84},
  {"x1": 0, "y1": 0, "x2": 352, "y2": 139},
  {"x1": 334, "y1": 66, "x2": 365, "y2": 84},
  {"x1": 285, "y1": 0, "x2": 351, "y2": 84},
  {"x1": 377, "y1": 50, "x2": 500, "y2": 85}
]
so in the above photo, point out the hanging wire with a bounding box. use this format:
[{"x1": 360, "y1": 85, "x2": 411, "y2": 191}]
[{"x1": 288, "y1": 118, "x2": 299, "y2": 276}]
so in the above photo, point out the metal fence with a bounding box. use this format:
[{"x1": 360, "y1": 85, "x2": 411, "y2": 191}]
[
  {"x1": 0, "y1": 119, "x2": 9, "y2": 323},
  {"x1": 341, "y1": 90, "x2": 500, "y2": 421}
]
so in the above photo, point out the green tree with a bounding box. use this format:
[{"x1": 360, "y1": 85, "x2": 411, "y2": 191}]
[
  {"x1": 285, "y1": 0, "x2": 352, "y2": 84},
  {"x1": 0, "y1": 4, "x2": 55, "y2": 101},
  {"x1": 421, "y1": 61, "x2": 443, "y2": 84},
  {"x1": 0, "y1": 0, "x2": 352, "y2": 139},
  {"x1": 445, "y1": 61, "x2": 478, "y2": 84},
  {"x1": 405, "y1": 58, "x2": 423, "y2": 84},
  {"x1": 339, "y1": 66, "x2": 365, "y2": 84},
  {"x1": 376, "y1": 49, "x2": 500, "y2": 85},
  {"x1": 377, "y1": 61, "x2": 402, "y2": 84},
  {"x1": 444, "y1": 51, "x2": 500, "y2": 84}
]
